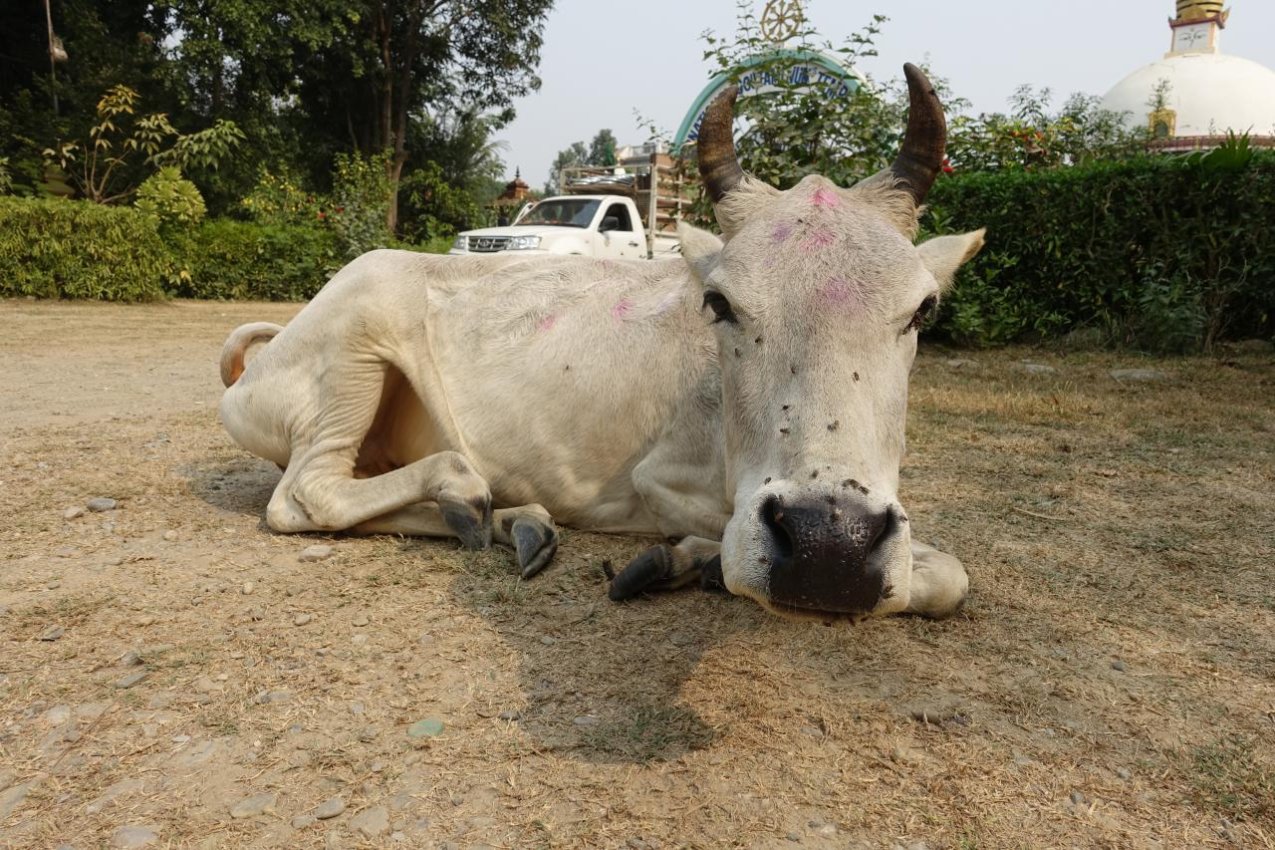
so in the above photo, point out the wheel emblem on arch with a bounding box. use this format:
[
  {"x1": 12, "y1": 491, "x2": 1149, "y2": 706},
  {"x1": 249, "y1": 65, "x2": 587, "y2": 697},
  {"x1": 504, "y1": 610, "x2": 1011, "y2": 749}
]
[{"x1": 760, "y1": 0, "x2": 805, "y2": 44}]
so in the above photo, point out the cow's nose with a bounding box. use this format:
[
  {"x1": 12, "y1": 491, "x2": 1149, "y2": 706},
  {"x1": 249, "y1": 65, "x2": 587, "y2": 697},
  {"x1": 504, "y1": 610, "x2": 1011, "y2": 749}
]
[{"x1": 762, "y1": 495, "x2": 894, "y2": 614}]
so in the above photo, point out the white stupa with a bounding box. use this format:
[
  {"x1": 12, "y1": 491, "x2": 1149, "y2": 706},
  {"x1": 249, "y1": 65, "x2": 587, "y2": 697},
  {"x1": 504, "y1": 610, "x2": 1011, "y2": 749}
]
[{"x1": 1100, "y1": 1, "x2": 1275, "y2": 151}]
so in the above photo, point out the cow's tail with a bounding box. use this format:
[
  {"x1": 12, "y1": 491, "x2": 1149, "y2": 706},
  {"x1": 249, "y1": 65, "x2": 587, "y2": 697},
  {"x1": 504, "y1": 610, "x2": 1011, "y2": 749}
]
[{"x1": 220, "y1": 322, "x2": 283, "y2": 388}]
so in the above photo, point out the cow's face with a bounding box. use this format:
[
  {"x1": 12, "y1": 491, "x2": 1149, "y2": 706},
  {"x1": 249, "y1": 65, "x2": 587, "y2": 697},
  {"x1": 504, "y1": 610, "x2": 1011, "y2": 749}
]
[{"x1": 685, "y1": 65, "x2": 984, "y2": 621}]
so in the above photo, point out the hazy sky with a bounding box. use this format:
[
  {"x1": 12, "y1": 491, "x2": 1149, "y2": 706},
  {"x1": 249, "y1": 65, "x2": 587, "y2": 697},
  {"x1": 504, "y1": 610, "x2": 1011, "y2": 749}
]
[{"x1": 493, "y1": 0, "x2": 1275, "y2": 188}]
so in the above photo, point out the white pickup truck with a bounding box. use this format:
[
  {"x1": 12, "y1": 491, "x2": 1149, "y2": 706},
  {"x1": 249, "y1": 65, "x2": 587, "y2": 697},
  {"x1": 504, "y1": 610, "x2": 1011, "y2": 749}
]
[
  {"x1": 449, "y1": 152, "x2": 689, "y2": 260},
  {"x1": 448, "y1": 194, "x2": 679, "y2": 260}
]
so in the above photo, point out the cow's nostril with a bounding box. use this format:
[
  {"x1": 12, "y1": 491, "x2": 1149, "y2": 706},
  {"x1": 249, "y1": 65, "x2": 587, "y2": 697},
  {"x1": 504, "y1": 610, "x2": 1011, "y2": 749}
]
[
  {"x1": 864, "y1": 508, "x2": 895, "y2": 556},
  {"x1": 761, "y1": 496, "x2": 794, "y2": 562}
]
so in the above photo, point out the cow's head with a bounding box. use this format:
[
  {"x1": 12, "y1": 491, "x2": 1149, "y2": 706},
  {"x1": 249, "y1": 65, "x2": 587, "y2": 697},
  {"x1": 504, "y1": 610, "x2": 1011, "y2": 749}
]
[{"x1": 682, "y1": 64, "x2": 984, "y2": 621}]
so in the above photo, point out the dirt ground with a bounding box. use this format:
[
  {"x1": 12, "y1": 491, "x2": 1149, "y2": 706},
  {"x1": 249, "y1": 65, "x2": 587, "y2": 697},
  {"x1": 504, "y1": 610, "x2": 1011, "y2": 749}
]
[{"x1": 1, "y1": 298, "x2": 1272, "y2": 850}]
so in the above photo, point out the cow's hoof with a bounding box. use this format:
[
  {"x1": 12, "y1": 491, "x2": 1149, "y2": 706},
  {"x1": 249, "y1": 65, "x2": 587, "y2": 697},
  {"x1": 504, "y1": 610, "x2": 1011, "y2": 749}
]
[
  {"x1": 441, "y1": 496, "x2": 493, "y2": 550},
  {"x1": 608, "y1": 544, "x2": 673, "y2": 601},
  {"x1": 699, "y1": 554, "x2": 727, "y2": 593},
  {"x1": 511, "y1": 517, "x2": 557, "y2": 578}
]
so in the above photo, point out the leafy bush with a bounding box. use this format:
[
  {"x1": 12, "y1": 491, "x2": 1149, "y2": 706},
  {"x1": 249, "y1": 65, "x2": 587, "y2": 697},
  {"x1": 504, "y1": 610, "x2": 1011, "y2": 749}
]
[
  {"x1": 330, "y1": 150, "x2": 393, "y2": 258},
  {"x1": 169, "y1": 219, "x2": 340, "y2": 301},
  {"x1": 0, "y1": 196, "x2": 170, "y2": 300},
  {"x1": 928, "y1": 144, "x2": 1275, "y2": 351},
  {"x1": 241, "y1": 168, "x2": 326, "y2": 227},
  {"x1": 135, "y1": 166, "x2": 206, "y2": 229},
  {"x1": 43, "y1": 84, "x2": 243, "y2": 204}
]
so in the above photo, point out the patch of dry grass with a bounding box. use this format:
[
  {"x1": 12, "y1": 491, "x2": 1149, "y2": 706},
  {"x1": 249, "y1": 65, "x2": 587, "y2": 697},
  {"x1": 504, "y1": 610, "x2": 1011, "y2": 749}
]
[{"x1": 1, "y1": 301, "x2": 1273, "y2": 848}]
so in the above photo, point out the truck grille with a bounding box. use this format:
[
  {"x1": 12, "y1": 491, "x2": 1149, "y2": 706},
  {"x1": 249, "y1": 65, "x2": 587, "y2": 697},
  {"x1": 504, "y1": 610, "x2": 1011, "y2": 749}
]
[{"x1": 466, "y1": 236, "x2": 510, "y2": 253}]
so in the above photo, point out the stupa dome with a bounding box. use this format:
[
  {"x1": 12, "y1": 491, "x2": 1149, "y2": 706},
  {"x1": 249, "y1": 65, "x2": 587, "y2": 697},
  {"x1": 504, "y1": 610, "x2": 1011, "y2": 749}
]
[{"x1": 1100, "y1": 3, "x2": 1275, "y2": 150}]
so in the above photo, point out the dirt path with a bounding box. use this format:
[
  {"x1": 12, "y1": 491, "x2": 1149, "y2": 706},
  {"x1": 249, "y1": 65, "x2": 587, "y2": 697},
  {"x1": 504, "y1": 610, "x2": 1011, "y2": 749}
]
[{"x1": 2, "y1": 299, "x2": 1273, "y2": 849}]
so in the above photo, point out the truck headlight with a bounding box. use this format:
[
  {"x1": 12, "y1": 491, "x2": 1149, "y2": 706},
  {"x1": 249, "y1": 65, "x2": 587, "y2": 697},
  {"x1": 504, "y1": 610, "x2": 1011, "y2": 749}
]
[
  {"x1": 506, "y1": 235, "x2": 541, "y2": 250},
  {"x1": 451, "y1": 235, "x2": 467, "y2": 251}
]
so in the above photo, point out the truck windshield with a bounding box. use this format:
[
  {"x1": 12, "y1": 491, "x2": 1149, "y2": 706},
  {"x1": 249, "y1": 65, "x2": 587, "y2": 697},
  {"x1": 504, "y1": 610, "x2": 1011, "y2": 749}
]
[{"x1": 518, "y1": 199, "x2": 601, "y2": 228}]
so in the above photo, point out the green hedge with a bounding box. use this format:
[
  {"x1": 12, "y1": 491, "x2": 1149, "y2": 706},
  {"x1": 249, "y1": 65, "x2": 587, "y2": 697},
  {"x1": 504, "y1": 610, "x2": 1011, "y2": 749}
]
[
  {"x1": 170, "y1": 219, "x2": 340, "y2": 301},
  {"x1": 928, "y1": 147, "x2": 1275, "y2": 350},
  {"x1": 0, "y1": 196, "x2": 171, "y2": 301}
]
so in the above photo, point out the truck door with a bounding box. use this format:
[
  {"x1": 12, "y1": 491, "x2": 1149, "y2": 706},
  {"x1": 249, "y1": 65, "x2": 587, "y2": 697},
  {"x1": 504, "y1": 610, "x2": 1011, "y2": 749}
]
[{"x1": 597, "y1": 202, "x2": 645, "y2": 260}]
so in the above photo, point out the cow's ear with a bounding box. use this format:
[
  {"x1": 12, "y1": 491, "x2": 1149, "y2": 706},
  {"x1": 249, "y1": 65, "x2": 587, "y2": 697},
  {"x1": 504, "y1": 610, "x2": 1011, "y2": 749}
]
[
  {"x1": 678, "y1": 222, "x2": 724, "y2": 283},
  {"x1": 918, "y1": 228, "x2": 986, "y2": 292}
]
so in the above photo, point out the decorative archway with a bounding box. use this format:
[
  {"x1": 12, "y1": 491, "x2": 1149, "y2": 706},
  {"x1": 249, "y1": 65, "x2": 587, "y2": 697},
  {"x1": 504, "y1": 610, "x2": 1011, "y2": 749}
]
[{"x1": 672, "y1": 47, "x2": 863, "y2": 153}]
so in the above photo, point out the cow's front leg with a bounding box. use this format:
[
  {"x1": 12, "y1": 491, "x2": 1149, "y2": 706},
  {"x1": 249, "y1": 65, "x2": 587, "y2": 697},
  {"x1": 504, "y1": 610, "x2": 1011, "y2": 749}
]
[
  {"x1": 267, "y1": 449, "x2": 492, "y2": 549},
  {"x1": 351, "y1": 503, "x2": 557, "y2": 577},
  {"x1": 904, "y1": 541, "x2": 969, "y2": 618},
  {"x1": 608, "y1": 536, "x2": 726, "y2": 601}
]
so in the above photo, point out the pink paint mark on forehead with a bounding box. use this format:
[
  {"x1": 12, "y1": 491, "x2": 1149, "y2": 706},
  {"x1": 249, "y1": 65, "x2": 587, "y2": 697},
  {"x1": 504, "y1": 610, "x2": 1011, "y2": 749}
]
[
  {"x1": 611, "y1": 297, "x2": 634, "y2": 321},
  {"x1": 819, "y1": 277, "x2": 863, "y2": 309},
  {"x1": 536, "y1": 314, "x2": 557, "y2": 332},
  {"x1": 811, "y1": 187, "x2": 841, "y2": 209}
]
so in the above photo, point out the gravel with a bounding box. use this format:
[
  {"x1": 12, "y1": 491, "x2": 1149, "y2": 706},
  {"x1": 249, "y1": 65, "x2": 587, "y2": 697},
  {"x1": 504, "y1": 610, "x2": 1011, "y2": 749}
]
[
  {"x1": 229, "y1": 792, "x2": 277, "y2": 818},
  {"x1": 350, "y1": 805, "x2": 390, "y2": 838},
  {"x1": 293, "y1": 613, "x2": 313, "y2": 626},
  {"x1": 408, "y1": 718, "x2": 445, "y2": 738},
  {"x1": 314, "y1": 796, "x2": 346, "y2": 820},
  {"x1": 298, "y1": 544, "x2": 334, "y2": 562},
  {"x1": 114, "y1": 670, "x2": 148, "y2": 689},
  {"x1": 110, "y1": 826, "x2": 159, "y2": 848},
  {"x1": 38, "y1": 625, "x2": 65, "y2": 641},
  {"x1": 86, "y1": 497, "x2": 119, "y2": 512},
  {"x1": 63, "y1": 506, "x2": 86, "y2": 520}
]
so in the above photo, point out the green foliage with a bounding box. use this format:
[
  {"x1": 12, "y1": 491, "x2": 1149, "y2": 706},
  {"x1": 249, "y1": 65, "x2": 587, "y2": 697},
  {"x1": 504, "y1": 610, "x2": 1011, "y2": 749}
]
[
  {"x1": 0, "y1": 196, "x2": 170, "y2": 300},
  {"x1": 42, "y1": 85, "x2": 243, "y2": 204},
  {"x1": 947, "y1": 87, "x2": 1147, "y2": 173},
  {"x1": 135, "y1": 166, "x2": 207, "y2": 229},
  {"x1": 698, "y1": 2, "x2": 899, "y2": 196},
  {"x1": 400, "y1": 161, "x2": 482, "y2": 242},
  {"x1": 330, "y1": 150, "x2": 392, "y2": 257},
  {"x1": 0, "y1": 157, "x2": 12, "y2": 194},
  {"x1": 589, "y1": 129, "x2": 618, "y2": 168},
  {"x1": 170, "y1": 219, "x2": 340, "y2": 301},
  {"x1": 927, "y1": 146, "x2": 1275, "y2": 351},
  {"x1": 241, "y1": 168, "x2": 326, "y2": 226}
]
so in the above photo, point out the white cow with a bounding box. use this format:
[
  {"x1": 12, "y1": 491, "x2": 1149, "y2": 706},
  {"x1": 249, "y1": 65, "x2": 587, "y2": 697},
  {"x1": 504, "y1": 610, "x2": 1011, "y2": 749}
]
[{"x1": 218, "y1": 65, "x2": 985, "y2": 622}]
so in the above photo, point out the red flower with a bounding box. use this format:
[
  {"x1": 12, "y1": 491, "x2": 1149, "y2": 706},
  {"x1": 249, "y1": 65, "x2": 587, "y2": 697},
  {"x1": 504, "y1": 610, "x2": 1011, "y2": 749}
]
[{"x1": 941, "y1": 156, "x2": 954, "y2": 175}]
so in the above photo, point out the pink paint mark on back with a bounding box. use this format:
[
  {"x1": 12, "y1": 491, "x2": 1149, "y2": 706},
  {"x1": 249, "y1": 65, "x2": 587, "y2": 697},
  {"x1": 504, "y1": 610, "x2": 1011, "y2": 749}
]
[
  {"x1": 611, "y1": 297, "x2": 635, "y2": 321},
  {"x1": 811, "y1": 187, "x2": 841, "y2": 209},
  {"x1": 536, "y1": 314, "x2": 557, "y2": 332},
  {"x1": 771, "y1": 221, "x2": 795, "y2": 243}
]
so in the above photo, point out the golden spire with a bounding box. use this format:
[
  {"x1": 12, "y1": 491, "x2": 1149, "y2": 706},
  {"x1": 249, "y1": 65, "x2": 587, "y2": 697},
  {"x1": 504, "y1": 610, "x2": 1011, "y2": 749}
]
[{"x1": 1174, "y1": 1, "x2": 1229, "y2": 26}]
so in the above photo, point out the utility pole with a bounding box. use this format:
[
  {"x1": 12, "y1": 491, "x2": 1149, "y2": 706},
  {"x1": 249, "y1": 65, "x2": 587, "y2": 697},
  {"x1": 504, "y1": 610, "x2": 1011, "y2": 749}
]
[{"x1": 44, "y1": 0, "x2": 59, "y2": 114}]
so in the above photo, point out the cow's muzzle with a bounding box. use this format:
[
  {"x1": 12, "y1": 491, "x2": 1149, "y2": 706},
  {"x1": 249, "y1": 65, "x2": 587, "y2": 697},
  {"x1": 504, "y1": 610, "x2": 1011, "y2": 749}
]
[{"x1": 759, "y1": 494, "x2": 901, "y2": 616}]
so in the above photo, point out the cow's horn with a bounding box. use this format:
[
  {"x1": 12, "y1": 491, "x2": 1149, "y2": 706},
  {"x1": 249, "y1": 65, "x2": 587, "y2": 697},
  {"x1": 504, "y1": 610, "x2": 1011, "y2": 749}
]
[
  {"x1": 697, "y1": 84, "x2": 744, "y2": 205},
  {"x1": 890, "y1": 63, "x2": 947, "y2": 206}
]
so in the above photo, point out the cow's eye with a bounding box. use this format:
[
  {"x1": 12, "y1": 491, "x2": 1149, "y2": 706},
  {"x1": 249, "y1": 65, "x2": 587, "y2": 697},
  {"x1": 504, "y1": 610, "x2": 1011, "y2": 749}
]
[
  {"x1": 906, "y1": 295, "x2": 938, "y2": 332},
  {"x1": 702, "y1": 290, "x2": 737, "y2": 325}
]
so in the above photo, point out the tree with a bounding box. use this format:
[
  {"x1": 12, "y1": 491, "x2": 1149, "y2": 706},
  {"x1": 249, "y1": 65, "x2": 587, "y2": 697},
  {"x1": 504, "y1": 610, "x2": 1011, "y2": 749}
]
[
  {"x1": 43, "y1": 83, "x2": 243, "y2": 204},
  {"x1": 399, "y1": 108, "x2": 509, "y2": 241},
  {"x1": 588, "y1": 129, "x2": 617, "y2": 167},
  {"x1": 293, "y1": 0, "x2": 553, "y2": 231},
  {"x1": 946, "y1": 87, "x2": 1146, "y2": 172},
  {"x1": 544, "y1": 141, "x2": 588, "y2": 194}
]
